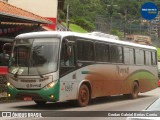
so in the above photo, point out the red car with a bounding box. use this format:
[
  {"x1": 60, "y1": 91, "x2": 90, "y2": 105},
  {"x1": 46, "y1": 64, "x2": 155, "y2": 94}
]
[
  {"x1": 158, "y1": 80, "x2": 160, "y2": 87},
  {"x1": 0, "y1": 66, "x2": 8, "y2": 75},
  {"x1": 158, "y1": 62, "x2": 160, "y2": 87}
]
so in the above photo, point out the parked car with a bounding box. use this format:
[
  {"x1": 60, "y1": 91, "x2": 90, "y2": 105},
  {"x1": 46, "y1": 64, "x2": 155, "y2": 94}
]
[
  {"x1": 158, "y1": 62, "x2": 160, "y2": 78},
  {"x1": 158, "y1": 80, "x2": 160, "y2": 87},
  {"x1": 158, "y1": 62, "x2": 160, "y2": 87},
  {"x1": 127, "y1": 98, "x2": 160, "y2": 120}
]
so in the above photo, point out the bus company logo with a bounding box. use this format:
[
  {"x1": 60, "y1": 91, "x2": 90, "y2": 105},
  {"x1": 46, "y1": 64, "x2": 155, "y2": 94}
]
[
  {"x1": 26, "y1": 84, "x2": 41, "y2": 88},
  {"x1": 26, "y1": 84, "x2": 29, "y2": 88},
  {"x1": 116, "y1": 66, "x2": 129, "y2": 76},
  {"x1": 140, "y1": 2, "x2": 158, "y2": 20}
]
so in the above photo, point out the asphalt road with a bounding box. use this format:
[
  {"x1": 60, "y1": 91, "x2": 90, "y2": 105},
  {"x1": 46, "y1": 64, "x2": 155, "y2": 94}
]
[{"x1": 0, "y1": 88, "x2": 160, "y2": 120}]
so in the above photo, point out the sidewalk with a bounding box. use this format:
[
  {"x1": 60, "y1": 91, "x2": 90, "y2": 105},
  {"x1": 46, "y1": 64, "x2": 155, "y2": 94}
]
[
  {"x1": 0, "y1": 92, "x2": 9, "y2": 102},
  {"x1": 0, "y1": 92, "x2": 7, "y2": 98},
  {"x1": 0, "y1": 92, "x2": 17, "y2": 103},
  {"x1": 0, "y1": 75, "x2": 11, "y2": 102}
]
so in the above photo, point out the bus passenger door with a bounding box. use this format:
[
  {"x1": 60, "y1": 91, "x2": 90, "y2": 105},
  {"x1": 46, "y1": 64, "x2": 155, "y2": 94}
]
[{"x1": 59, "y1": 38, "x2": 78, "y2": 101}]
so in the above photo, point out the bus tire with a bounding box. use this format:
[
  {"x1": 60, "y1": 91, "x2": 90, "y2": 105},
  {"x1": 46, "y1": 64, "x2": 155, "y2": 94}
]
[
  {"x1": 130, "y1": 82, "x2": 139, "y2": 99},
  {"x1": 77, "y1": 84, "x2": 90, "y2": 107},
  {"x1": 34, "y1": 100, "x2": 46, "y2": 105}
]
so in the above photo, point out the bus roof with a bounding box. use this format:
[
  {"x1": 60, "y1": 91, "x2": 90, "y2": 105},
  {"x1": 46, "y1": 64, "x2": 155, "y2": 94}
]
[{"x1": 15, "y1": 31, "x2": 156, "y2": 50}]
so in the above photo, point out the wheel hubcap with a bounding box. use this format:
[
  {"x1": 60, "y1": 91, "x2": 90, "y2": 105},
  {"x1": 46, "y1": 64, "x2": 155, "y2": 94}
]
[
  {"x1": 80, "y1": 89, "x2": 88, "y2": 102},
  {"x1": 133, "y1": 86, "x2": 138, "y2": 97}
]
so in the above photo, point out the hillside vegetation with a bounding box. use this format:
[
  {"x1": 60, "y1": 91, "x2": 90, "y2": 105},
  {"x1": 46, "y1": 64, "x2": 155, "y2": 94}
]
[
  {"x1": 59, "y1": 0, "x2": 160, "y2": 60},
  {"x1": 62, "y1": 22, "x2": 88, "y2": 33},
  {"x1": 60, "y1": 0, "x2": 160, "y2": 32}
]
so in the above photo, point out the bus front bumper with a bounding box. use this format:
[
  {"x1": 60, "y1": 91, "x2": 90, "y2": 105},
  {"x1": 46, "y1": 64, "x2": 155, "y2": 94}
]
[{"x1": 7, "y1": 82, "x2": 59, "y2": 102}]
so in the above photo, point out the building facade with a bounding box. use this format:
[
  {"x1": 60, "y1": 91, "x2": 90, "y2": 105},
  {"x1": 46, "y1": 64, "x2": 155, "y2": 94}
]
[{"x1": 8, "y1": 0, "x2": 58, "y2": 30}]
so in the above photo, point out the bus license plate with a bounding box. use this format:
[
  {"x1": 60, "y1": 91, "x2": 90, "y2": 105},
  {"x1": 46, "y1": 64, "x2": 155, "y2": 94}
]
[{"x1": 24, "y1": 97, "x2": 32, "y2": 101}]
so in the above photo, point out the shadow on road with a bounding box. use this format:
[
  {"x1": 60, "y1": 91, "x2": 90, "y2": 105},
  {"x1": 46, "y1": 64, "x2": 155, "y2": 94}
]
[
  {"x1": 89, "y1": 95, "x2": 151, "y2": 106},
  {"x1": 10, "y1": 94, "x2": 153, "y2": 110}
]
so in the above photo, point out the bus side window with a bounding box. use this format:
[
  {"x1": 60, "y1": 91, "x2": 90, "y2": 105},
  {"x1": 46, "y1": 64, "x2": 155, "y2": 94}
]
[
  {"x1": 61, "y1": 44, "x2": 74, "y2": 67},
  {"x1": 60, "y1": 38, "x2": 75, "y2": 76},
  {"x1": 124, "y1": 47, "x2": 130, "y2": 64},
  {"x1": 129, "y1": 48, "x2": 135, "y2": 65},
  {"x1": 151, "y1": 51, "x2": 157, "y2": 65}
]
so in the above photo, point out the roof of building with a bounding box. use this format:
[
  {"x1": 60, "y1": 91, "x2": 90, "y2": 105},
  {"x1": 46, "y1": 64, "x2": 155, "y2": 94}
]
[{"x1": 0, "y1": 1, "x2": 52, "y2": 24}]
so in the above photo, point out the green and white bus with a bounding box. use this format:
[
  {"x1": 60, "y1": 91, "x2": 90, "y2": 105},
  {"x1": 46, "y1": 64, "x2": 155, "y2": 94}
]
[{"x1": 7, "y1": 31, "x2": 158, "y2": 107}]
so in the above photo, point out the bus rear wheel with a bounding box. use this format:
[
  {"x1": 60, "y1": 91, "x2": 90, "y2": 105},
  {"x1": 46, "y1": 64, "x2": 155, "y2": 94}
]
[
  {"x1": 130, "y1": 82, "x2": 139, "y2": 99},
  {"x1": 34, "y1": 100, "x2": 46, "y2": 105},
  {"x1": 77, "y1": 84, "x2": 90, "y2": 107}
]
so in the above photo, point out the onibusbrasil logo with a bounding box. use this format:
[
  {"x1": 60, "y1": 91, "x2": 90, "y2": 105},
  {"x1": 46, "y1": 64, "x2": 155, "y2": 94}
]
[{"x1": 140, "y1": 2, "x2": 158, "y2": 20}]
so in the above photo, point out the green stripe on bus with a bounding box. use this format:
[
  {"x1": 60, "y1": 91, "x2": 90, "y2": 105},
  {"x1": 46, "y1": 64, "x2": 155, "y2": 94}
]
[
  {"x1": 126, "y1": 70, "x2": 157, "y2": 88},
  {"x1": 81, "y1": 71, "x2": 93, "y2": 74}
]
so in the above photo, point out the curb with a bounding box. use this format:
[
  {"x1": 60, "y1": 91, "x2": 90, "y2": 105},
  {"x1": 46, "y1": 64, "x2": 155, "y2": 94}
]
[{"x1": 0, "y1": 97, "x2": 20, "y2": 103}]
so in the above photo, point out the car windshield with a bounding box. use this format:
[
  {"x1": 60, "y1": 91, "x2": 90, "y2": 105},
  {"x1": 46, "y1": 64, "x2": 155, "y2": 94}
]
[{"x1": 9, "y1": 38, "x2": 60, "y2": 76}]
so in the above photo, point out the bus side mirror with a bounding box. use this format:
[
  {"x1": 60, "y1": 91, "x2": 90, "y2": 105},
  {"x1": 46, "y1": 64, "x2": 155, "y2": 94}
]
[
  {"x1": 8, "y1": 57, "x2": 14, "y2": 67},
  {"x1": 4, "y1": 53, "x2": 9, "y2": 61},
  {"x1": 0, "y1": 50, "x2": 9, "y2": 66}
]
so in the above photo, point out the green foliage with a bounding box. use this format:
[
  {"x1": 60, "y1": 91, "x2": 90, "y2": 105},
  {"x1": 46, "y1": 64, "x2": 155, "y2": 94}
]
[
  {"x1": 62, "y1": 22, "x2": 88, "y2": 33},
  {"x1": 110, "y1": 29, "x2": 124, "y2": 40},
  {"x1": 69, "y1": 24, "x2": 88, "y2": 33},
  {"x1": 58, "y1": 10, "x2": 65, "y2": 22},
  {"x1": 62, "y1": 0, "x2": 160, "y2": 34},
  {"x1": 157, "y1": 48, "x2": 160, "y2": 61},
  {"x1": 71, "y1": 17, "x2": 95, "y2": 31},
  {"x1": 64, "y1": 0, "x2": 102, "y2": 31}
]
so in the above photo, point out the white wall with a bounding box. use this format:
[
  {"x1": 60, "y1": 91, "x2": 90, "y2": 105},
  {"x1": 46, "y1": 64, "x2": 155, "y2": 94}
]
[{"x1": 8, "y1": 0, "x2": 58, "y2": 18}]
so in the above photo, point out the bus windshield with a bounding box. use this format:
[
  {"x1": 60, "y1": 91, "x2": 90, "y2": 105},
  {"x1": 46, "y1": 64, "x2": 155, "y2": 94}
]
[{"x1": 9, "y1": 38, "x2": 60, "y2": 76}]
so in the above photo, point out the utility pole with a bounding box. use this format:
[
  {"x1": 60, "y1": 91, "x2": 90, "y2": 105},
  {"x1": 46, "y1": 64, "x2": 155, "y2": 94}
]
[
  {"x1": 140, "y1": 17, "x2": 142, "y2": 34},
  {"x1": 107, "y1": 4, "x2": 117, "y2": 31},
  {"x1": 124, "y1": 9, "x2": 127, "y2": 40},
  {"x1": 66, "y1": 4, "x2": 69, "y2": 31}
]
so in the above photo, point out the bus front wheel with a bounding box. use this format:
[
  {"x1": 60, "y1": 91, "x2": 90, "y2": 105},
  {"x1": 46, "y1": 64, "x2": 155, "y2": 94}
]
[
  {"x1": 34, "y1": 100, "x2": 46, "y2": 105},
  {"x1": 77, "y1": 84, "x2": 90, "y2": 107}
]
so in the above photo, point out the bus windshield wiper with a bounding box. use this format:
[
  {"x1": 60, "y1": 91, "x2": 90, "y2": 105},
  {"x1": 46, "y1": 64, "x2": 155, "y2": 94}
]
[
  {"x1": 14, "y1": 66, "x2": 20, "y2": 78},
  {"x1": 36, "y1": 67, "x2": 44, "y2": 78}
]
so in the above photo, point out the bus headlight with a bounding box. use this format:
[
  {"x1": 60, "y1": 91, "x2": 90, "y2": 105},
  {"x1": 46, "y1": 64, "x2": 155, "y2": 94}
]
[
  {"x1": 7, "y1": 82, "x2": 14, "y2": 89},
  {"x1": 44, "y1": 81, "x2": 57, "y2": 90}
]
